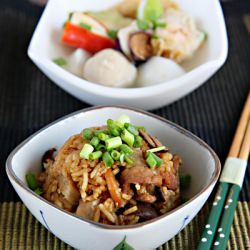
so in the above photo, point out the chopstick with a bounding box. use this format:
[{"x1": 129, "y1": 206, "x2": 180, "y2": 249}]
[
  {"x1": 197, "y1": 92, "x2": 250, "y2": 250},
  {"x1": 212, "y1": 117, "x2": 250, "y2": 249}
]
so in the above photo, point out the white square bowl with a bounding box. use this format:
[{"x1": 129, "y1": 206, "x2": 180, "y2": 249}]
[
  {"x1": 6, "y1": 106, "x2": 220, "y2": 249},
  {"x1": 28, "y1": 0, "x2": 228, "y2": 110}
]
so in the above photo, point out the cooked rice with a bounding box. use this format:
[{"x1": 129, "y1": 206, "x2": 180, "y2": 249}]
[
  {"x1": 38, "y1": 126, "x2": 182, "y2": 226},
  {"x1": 123, "y1": 206, "x2": 138, "y2": 215}
]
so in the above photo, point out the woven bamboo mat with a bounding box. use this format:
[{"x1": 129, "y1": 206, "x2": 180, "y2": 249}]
[{"x1": 0, "y1": 202, "x2": 249, "y2": 250}]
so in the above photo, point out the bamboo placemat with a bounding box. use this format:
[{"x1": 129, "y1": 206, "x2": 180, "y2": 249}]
[{"x1": 0, "y1": 202, "x2": 249, "y2": 250}]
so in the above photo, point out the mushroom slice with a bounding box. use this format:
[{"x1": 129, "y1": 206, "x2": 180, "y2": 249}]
[
  {"x1": 150, "y1": 136, "x2": 163, "y2": 148},
  {"x1": 138, "y1": 128, "x2": 156, "y2": 148},
  {"x1": 129, "y1": 32, "x2": 153, "y2": 61}
]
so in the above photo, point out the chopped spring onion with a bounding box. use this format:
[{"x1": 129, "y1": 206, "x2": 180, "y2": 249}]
[
  {"x1": 124, "y1": 123, "x2": 139, "y2": 136},
  {"x1": 106, "y1": 137, "x2": 122, "y2": 151},
  {"x1": 134, "y1": 135, "x2": 143, "y2": 148},
  {"x1": 53, "y1": 57, "x2": 67, "y2": 67},
  {"x1": 116, "y1": 114, "x2": 131, "y2": 128},
  {"x1": 26, "y1": 173, "x2": 38, "y2": 190},
  {"x1": 107, "y1": 119, "x2": 121, "y2": 136},
  {"x1": 148, "y1": 152, "x2": 163, "y2": 166},
  {"x1": 102, "y1": 152, "x2": 114, "y2": 167},
  {"x1": 179, "y1": 173, "x2": 191, "y2": 189},
  {"x1": 154, "y1": 21, "x2": 167, "y2": 28},
  {"x1": 111, "y1": 150, "x2": 120, "y2": 161},
  {"x1": 94, "y1": 130, "x2": 109, "y2": 136},
  {"x1": 96, "y1": 143, "x2": 105, "y2": 151},
  {"x1": 34, "y1": 187, "x2": 44, "y2": 195},
  {"x1": 120, "y1": 144, "x2": 133, "y2": 155},
  {"x1": 121, "y1": 129, "x2": 134, "y2": 147},
  {"x1": 79, "y1": 22, "x2": 92, "y2": 30},
  {"x1": 83, "y1": 128, "x2": 93, "y2": 140},
  {"x1": 146, "y1": 153, "x2": 157, "y2": 168},
  {"x1": 124, "y1": 155, "x2": 133, "y2": 165},
  {"x1": 110, "y1": 128, "x2": 120, "y2": 137},
  {"x1": 120, "y1": 153, "x2": 125, "y2": 164},
  {"x1": 89, "y1": 151, "x2": 103, "y2": 160},
  {"x1": 98, "y1": 132, "x2": 109, "y2": 141},
  {"x1": 147, "y1": 146, "x2": 166, "y2": 153},
  {"x1": 137, "y1": 19, "x2": 150, "y2": 30},
  {"x1": 80, "y1": 144, "x2": 94, "y2": 159},
  {"x1": 90, "y1": 136, "x2": 100, "y2": 148}
]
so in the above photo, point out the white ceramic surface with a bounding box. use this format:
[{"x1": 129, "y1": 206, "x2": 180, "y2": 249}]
[
  {"x1": 27, "y1": 0, "x2": 228, "y2": 110},
  {"x1": 6, "y1": 106, "x2": 220, "y2": 250}
]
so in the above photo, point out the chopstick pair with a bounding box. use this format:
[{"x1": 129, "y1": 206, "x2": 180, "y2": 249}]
[{"x1": 197, "y1": 92, "x2": 250, "y2": 250}]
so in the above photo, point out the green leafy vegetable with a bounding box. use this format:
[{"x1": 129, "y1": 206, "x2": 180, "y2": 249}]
[
  {"x1": 53, "y1": 57, "x2": 67, "y2": 67},
  {"x1": 107, "y1": 29, "x2": 118, "y2": 39},
  {"x1": 26, "y1": 173, "x2": 43, "y2": 196},
  {"x1": 113, "y1": 236, "x2": 134, "y2": 250},
  {"x1": 34, "y1": 187, "x2": 44, "y2": 195},
  {"x1": 79, "y1": 22, "x2": 92, "y2": 30},
  {"x1": 179, "y1": 173, "x2": 192, "y2": 189},
  {"x1": 26, "y1": 173, "x2": 38, "y2": 190}
]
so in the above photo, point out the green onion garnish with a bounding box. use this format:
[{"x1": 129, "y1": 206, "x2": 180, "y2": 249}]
[
  {"x1": 137, "y1": 19, "x2": 150, "y2": 30},
  {"x1": 134, "y1": 135, "x2": 143, "y2": 148},
  {"x1": 116, "y1": 114, "x2": 131, "y2": 128},
  {"x1": 106, "y1": 137, "x2": 122, "y2": 151},
  {"x1": 119, "y1": 153, "x2": 125, "y2": 164},
  {"x1": 179, "y1": 173, "x2": 192, "y2": 189},
  {"x1": 53, "y1": 57, "x2": 67, "y2": 67},
  {"x1": 98, "y1": 132, "x2": 109, "y2": 141},
  {"x1": 147, "y1": 152, "x2": 163, "y2": 166},
  {"x1": 121, "y1": 129, "x2": 134, "y2": 147},
  {"x1": 107, "y1": 119, "x2": 121, "y2": 136},
  {"x1": 90, "y1": 136, "x2": 100, "y2": 148},
  {"x1": 94, "y1": 130, "x2": 109, "y2": 136},
  {"x1": 96, "y1": 144, "x2": 105, "y2": 151},
  {"x1": 124, "y1": 123, "x2": 139, "y2": 136},
  {"x1": 111, "y1": 150, "x2": 120, "y2": 161},
  {"x1": 147, "y1": 146, "x2": 166, "y2": 153},
  {"x1": 79, "y1": 22, "x2": 92, "y2": 30},
  {"x1": 154, "y1": 22, "x2": 167, "y2": 28},
  {"x1": 83, "y1": 128, "x2": 93, "y2": 140},
  {"x1": 120, "y1": 144, "x2": 133, "y2": 155},
  {"x1": 89, "y1": 151, "x2": 103, "y2": 160},
  {"x1": 146, "y1": 153, "x2": 157, "y2": 168},
  {"x1": 124, "y1": 155, "x2": 133, "y2": 165},
  {"x1": 26, "y1": 173, "x2": 38, "y2": 190},
  {"x1": 102, "y1": 152, "x2": 114, "y2": 167},
  {"x1": 80, "y1": 144, "x2": 94, "y2": 159}
]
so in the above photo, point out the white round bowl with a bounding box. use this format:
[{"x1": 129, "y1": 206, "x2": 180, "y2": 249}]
[
  {"x1": 6, "y1": 106, "x2": 220, "y2": 250},
  {"x1": 27, "y1": 0, "x2": 228, "y2": 110}
]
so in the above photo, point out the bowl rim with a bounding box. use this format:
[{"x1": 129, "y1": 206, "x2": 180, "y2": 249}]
[
  {"x1": 27, "y1": 0, "x2": 228, "y2": 99},
  {"x1": 6, "y1": 105, "x2": 221, "y2": 230}
]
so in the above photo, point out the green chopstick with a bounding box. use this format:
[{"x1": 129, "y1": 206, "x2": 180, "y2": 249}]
[
  {"x1": 197, "y1": 93, "x2": 250, "y2": 250},
  {"x1": 197, "y1": 182, "x2": 229, "y2": 249},
  {"x1": 212, "y1": 184, "x2": 241, "y2": 249}
]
